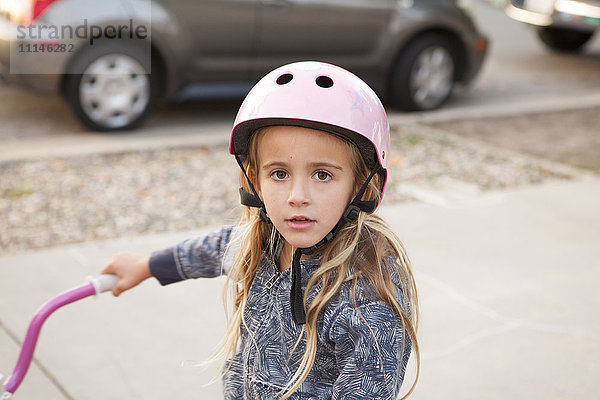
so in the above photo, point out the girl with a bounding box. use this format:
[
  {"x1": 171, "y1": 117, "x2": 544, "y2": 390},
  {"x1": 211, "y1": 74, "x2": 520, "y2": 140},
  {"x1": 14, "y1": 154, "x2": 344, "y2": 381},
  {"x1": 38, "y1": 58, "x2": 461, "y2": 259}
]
[{"x1": 102, "y1": 61, "x2": 419, "y2": 399}]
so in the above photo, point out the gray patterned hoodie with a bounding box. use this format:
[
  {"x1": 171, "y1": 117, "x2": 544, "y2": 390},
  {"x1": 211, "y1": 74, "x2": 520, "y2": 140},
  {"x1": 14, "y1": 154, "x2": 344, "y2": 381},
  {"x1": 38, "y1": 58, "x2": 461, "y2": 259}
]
[{"x1": 149, "y1": 225, "x2": 412, "y2": 399}]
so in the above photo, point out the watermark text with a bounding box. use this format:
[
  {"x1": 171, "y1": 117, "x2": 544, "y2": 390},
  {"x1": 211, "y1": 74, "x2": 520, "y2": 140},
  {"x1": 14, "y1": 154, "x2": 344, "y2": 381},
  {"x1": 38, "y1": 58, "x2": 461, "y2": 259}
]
[{"x1": 17, "y1": 19, "x2": 148, "y2": 46}]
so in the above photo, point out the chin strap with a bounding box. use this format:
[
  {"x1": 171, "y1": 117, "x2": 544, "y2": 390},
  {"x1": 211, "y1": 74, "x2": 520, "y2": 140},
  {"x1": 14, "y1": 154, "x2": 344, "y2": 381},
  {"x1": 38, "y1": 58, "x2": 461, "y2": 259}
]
[
  {"x1": 235, "y1": 152, "x2": 379, "y2": 325},
  {"x1": 290, "y1": 165, "x2": 379, "y2": 325},
  {"x1": 290, "y1": 248, "x2": 307, "y2": 324}
]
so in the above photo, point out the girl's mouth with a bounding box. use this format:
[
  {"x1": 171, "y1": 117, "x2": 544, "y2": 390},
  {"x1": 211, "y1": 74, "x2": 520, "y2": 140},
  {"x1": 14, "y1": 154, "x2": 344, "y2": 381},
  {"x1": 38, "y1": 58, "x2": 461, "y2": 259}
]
[{"x1": 286, "y1": 217, "x2": 315, "y2": 229}]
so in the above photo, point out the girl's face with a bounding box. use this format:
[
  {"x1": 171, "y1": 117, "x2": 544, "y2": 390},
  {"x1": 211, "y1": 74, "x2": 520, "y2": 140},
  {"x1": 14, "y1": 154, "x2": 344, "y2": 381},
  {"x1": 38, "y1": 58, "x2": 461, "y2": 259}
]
[{"x1": 254, "y1": 126, "x2": 356, "y2": 258}]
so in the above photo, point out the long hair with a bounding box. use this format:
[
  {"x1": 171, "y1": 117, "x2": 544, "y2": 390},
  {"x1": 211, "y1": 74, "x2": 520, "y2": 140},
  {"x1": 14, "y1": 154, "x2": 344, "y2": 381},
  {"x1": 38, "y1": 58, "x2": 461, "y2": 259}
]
[{"x1": 217, "y1": 127, "x2": 419, "y2": 399}]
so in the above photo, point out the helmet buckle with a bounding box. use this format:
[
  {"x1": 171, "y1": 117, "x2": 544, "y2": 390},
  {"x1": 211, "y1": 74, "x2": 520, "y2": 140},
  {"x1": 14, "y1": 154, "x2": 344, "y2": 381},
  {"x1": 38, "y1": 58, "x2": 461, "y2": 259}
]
[{"x1": 343, "y1": 205, "x2": 361, "y2": 222}]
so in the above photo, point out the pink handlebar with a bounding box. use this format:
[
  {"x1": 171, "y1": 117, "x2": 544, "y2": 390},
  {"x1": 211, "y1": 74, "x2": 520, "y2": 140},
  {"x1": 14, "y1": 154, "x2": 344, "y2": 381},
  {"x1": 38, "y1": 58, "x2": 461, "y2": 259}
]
[{"x1": 2, "y1": 275, "x2": 117, "y2": 396}]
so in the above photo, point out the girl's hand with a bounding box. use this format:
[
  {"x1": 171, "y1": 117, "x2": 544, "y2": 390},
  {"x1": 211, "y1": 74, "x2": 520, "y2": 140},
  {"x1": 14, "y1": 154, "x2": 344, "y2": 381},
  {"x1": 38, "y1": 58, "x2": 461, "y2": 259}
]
[{"x1": 101, "y1": 252, "x2": 151, "y2": 296}]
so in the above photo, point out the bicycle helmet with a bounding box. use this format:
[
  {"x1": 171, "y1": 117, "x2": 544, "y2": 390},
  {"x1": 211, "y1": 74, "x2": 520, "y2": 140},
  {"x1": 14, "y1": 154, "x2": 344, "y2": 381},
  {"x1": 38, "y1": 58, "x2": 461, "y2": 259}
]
[{"x1": 229, "y1": 61, "x2": 392, "y2": 324}]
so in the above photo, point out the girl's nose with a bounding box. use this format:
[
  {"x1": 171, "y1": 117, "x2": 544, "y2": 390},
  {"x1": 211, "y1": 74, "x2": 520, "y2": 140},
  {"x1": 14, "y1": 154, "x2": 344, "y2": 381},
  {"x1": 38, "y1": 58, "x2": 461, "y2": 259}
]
[{"x1": 288, "y1": 178, "x2": 310, "y2": 206}]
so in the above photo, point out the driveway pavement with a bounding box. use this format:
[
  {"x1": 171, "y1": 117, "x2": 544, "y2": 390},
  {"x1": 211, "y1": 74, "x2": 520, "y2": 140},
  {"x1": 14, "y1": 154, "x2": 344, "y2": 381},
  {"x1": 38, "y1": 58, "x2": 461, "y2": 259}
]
[
  {"x1": 3, "y1": 1, "x2": 600, "y2": 393},
  {"x1": 1, "y1": 175, "x2": 599, "y2": 399}
]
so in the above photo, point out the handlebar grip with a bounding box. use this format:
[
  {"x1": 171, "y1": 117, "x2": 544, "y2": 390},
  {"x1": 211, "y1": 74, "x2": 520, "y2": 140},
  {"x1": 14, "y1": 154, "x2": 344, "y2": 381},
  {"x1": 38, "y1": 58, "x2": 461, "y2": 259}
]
[{"x1": 90, "y1": 274, "x2": 118, "y2": 294}]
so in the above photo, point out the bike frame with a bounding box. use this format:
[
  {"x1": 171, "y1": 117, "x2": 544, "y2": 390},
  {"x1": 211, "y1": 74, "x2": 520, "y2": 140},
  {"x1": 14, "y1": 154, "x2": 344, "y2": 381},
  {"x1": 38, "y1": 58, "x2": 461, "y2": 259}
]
[{"x1": 1, "y1": 275, "x2": 117, "y2": 399}]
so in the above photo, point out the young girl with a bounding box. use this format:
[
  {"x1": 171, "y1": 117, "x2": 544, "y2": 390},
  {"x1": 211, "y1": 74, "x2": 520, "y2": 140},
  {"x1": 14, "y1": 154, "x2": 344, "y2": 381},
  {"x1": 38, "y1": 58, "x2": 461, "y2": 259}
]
[{"x1": 102, "y1": 61, "x2": 419, "y2": 399}]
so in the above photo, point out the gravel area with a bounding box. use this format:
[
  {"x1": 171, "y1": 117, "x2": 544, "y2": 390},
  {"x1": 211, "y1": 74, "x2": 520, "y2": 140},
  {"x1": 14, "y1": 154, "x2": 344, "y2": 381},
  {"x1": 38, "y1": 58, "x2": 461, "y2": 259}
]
[
  {"x1": 0, "y1": 123, "x2": 578, "y2": 253},
  {"x1": 427, "y1": 107, "x2": 600, "y2": 173}
]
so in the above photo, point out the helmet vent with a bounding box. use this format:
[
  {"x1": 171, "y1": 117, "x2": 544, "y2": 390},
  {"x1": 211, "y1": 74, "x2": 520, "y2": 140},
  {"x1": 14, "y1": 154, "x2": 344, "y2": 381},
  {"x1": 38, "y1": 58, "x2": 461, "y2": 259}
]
[
  {"x1": 316, "y1": 75, "x2": 334, "y2": 88},
  {"x1": 276, "y1": 73, "x2": 294, "y2": 85}
]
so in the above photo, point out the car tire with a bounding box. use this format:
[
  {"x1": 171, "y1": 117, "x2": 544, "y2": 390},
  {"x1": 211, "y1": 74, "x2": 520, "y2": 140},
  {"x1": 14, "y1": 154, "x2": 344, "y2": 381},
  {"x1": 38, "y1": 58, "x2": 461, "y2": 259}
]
[
  {"x1": 537, "y1": 27, "x2": 594, "y2": 52},
  {"x1": 391, "y1": 33, "x2": 457, "y2": 111},
  {"x1": 63, "y1": 41, "x2": 159, "y2": 131}
]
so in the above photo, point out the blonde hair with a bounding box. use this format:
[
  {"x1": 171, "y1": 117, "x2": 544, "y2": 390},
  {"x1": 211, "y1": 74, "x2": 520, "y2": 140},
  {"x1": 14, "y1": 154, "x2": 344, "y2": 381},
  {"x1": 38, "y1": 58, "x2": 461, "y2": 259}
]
[{"x1": 217, "y1": 127, "x2": 419, "y2": 399}]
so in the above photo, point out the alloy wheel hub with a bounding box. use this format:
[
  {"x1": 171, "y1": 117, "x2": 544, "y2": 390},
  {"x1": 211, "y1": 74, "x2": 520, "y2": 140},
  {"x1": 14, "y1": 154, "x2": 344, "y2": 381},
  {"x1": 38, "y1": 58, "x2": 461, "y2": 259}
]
[{"x1": 79, "y1": 54, "x2": 150, "y2": 129}]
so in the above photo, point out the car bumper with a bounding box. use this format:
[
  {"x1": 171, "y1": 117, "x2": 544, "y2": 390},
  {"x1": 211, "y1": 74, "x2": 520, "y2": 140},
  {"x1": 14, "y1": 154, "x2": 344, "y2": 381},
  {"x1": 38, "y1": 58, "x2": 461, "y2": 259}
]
[
  {"x1": 0, "y1": 18, "x2": 64, "y2": 94},
  {"x1": 506, "y1": 0, "x2": 600, "y2": 30}
]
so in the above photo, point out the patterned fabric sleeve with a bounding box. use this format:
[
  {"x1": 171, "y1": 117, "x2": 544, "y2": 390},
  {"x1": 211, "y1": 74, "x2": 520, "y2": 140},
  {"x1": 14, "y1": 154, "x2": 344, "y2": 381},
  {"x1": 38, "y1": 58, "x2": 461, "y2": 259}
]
[
  {"x1": 149, "y1": 225, "x2": 240, "y2": 285},
  {"x1": 222, "y1": 356, "x2": 244, "y2": 400},
  {"x1": 328, "y1": 302, "x2": 410, "y2": 400}
]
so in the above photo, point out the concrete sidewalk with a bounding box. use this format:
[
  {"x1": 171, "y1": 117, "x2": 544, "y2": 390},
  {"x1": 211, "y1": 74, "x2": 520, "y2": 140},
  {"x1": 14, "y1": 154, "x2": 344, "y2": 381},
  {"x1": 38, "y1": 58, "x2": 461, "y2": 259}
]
[{"x1": 1, "y1": 176, "x2": 599, "y2": 399}]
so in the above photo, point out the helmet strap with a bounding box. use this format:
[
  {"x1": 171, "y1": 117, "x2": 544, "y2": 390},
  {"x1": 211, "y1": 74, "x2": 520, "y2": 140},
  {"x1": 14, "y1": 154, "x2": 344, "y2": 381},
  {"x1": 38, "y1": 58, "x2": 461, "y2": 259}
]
[
  {"x1": 235, "y1": 154, "x2": 271, "y2": 223},
  {"x1": 290, "y1": 165, "x2": 380, "y2": 325}
]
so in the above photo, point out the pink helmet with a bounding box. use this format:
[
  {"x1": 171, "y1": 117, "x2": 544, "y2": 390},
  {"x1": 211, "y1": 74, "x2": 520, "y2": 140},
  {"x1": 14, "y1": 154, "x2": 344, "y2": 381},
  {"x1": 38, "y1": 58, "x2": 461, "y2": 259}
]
[{"x1": 229, "y1": 61, "x2": 391, "y2": 200}]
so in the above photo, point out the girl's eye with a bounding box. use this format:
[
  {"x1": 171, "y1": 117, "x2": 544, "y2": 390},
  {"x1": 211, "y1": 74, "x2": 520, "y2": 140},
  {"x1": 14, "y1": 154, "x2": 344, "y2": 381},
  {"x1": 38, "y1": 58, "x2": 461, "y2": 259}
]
[
  {"x1": 271, "y1": 170, "x2": 288, "y2": 180},
  {"x1": 314, "y1": 170, "x2": 332, "y2": 182}
]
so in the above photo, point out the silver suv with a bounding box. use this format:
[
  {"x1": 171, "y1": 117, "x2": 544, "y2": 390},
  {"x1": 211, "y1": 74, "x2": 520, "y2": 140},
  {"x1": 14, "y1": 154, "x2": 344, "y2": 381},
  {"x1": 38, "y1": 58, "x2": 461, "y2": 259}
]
[
  {"x1": 506, "y1": 0, "x2": 599, "y2": 51},
  {"x1": 0, "y1": 0, "x2": 488, "y2": 131}
]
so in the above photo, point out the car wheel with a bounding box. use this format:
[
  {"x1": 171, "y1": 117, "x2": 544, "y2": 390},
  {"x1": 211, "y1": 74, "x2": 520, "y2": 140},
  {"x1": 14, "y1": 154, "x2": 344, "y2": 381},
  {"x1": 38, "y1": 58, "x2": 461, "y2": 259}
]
[
  {"x1": 391, "y1": 34, "x2": 457, "y2": 111},
  {"x1": 64, "y1": 42, "x2": 158, "y2": 131},
  {"x1": 537, "y1": 27, "x2": 594, "y2": 52}
]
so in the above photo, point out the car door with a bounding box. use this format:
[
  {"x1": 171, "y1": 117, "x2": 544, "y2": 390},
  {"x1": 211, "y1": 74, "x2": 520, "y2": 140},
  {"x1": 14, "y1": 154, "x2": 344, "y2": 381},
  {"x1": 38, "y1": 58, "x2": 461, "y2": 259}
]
[
  {"x1": 163, "y1": 0, "x2": 259, "y2": 82},
  {"x1": 253, "y1": 0, "x2": 396, "y2": 79}
]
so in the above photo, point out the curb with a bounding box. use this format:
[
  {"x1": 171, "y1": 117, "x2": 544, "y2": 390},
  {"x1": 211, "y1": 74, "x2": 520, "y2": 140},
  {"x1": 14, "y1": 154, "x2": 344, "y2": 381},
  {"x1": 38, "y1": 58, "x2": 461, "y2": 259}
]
[
  {"x1": 388, "y1": 91, "x2": 600, "y2": 125},
  {"x1": 1, "y1": 90, "x2": 600, "y2": 164}
]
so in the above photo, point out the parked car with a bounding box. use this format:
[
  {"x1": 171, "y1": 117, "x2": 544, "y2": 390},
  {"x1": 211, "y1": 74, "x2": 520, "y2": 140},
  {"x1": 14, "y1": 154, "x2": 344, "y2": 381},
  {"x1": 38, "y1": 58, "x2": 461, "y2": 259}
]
[
  {"x1": 0, "y1": 0, "x2": 488, "y2": 131},
  {"x1": 506, "y1": 0, "x2": 599, "y2": 52}
]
